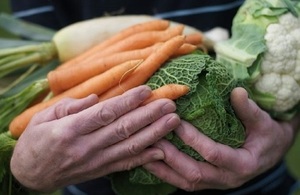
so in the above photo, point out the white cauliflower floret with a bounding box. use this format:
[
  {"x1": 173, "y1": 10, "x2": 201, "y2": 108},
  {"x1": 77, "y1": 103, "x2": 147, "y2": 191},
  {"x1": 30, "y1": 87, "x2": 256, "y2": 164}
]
[
  {"x1": 279, "y1": 12, "x2": 300, "y2": 32},
  {"x1": 255, "y1": 13, "x2": 300, "y2": 112},
  {"x1": 262, "y1": 14, "x2": 298, "y2": 74},
  {"x1": 255, "y1": 73, "x2": 300, "y2": 112}
]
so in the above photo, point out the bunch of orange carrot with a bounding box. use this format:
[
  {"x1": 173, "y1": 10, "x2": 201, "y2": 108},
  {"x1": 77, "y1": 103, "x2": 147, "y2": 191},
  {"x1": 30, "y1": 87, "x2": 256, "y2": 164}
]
[{"x1": 9, "y1": 19, "x2": 204, "y2": 138}]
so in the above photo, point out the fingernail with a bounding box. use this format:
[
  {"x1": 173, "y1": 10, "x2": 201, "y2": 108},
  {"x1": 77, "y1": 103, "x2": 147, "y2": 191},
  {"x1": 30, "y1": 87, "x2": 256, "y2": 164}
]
[
  {"x1": 139, "y1": 88, "x2": 151, "y2": 101},
  {"x1": 153, "y1": 150, "x2": 165, "y2": 160},
  {"x1": 166, "y1": 115, "x2": 180, "y2": 129},
  {"x1": 161, "y1": 102, "x2": 176, "y2": 114}
]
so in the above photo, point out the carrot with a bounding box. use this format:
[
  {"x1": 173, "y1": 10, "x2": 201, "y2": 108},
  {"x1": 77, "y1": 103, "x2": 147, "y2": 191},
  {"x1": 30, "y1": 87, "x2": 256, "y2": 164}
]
[
  {"x1": 86, "y1": 25, "x2": 185, "y2": 62},
  {"x1": 172, "y1": 43, "x2": 197, "y2": 57},
  {"x1": 185, "y1": 32, "x2": 203, "y2": 46},
  {"x1": 47, "y1": 43, "x2": 162, "y2": 95},
  {"x1": 141, "y1": 84, "x2": 190, "y2": 106},
  {"x1": 57, "y1": 19, "x2": 170, "y2": 70},
  {"x1": 98, "y1": 35, "x2": 185, "y2": 101},
  {"x1": 9, "y1": 59, "x2": 142, "y2": 138}
]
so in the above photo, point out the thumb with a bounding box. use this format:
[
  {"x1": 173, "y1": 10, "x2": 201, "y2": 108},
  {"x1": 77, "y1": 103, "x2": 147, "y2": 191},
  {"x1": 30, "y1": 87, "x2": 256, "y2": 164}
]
[{"x1": 230, "y1": 87, "x2": 266, "y2": 127}]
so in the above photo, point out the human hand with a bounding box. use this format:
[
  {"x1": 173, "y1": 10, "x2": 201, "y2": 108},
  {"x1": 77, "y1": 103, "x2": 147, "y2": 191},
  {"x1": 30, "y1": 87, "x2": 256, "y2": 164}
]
[
  {"x1": 143, "y1": 87, "x2": 298, "y2": 191},
  {"x1": 10, "y1": 85, "x2": 181, "y2": 192}
]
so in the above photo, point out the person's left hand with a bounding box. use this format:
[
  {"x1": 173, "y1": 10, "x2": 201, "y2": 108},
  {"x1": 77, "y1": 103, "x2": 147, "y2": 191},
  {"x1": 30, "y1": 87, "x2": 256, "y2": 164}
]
[{"x1": 143, "y1": 87, "x2": 298, "y2": 191}]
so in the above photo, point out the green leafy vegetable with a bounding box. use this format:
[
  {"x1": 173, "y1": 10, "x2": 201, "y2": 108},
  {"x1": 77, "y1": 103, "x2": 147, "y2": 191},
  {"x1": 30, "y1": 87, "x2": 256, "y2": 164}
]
[{"x1": 111, "y1": 51, "x2": 246, "y2": 195}]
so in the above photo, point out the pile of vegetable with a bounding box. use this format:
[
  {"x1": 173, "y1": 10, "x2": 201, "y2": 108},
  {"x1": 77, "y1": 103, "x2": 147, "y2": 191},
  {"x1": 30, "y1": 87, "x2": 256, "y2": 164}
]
[
  {"x1": 0, "y1": 14, "x2": 207, "y2": 195},
  {"x1": 0, "y1": 16, "x2": 246, "y2": 194},
  {"x1": 0, "y1": 0, "x2": 300, "y2": 194}
]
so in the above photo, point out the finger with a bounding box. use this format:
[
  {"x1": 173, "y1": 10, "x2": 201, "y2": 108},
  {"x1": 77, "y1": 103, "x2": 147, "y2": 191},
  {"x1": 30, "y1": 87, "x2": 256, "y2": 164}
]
[
  {"x1": 143, "y1": 161, "x2": 192, "y2": 190},
  {"x1": 144, "y1": 160, "x2": 235, "y2": 191},
  {"x1": 230, "y1": 87, "x2": 274, "y2": 146},
  {"x1": 230, "y1": 87, "x2": 269, "y2": 128},
  {"x1": 149, "y1": 139, "x2": 203, "y2": 182},
  {"x1": 145, "y1": 140, "x2": 229, "y2": 190},
  {"x1": 175, "y1": 121, "x2": 248, "y2": 170},
  {"x1": 101, "y1": 148, "x2": 165, "y2": 176},
  {"x1": 99, "y1": 114, "x2": 180, "y2": 164},
  {"x1": 86, "y1": 99, "x2": 177, "y2": 147},
  {"x1": 71, "y1": 85, "x2": 152, "y2": 134},
  {"x1": 30, "y1": 94, "x2": 99, "y2": 124}
]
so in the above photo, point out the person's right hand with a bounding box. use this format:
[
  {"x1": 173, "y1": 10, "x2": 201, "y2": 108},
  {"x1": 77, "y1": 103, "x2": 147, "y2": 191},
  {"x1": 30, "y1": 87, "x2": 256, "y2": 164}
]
[
  {"x1": 143, "y1": 87, "x2": 299, "y2": 192},
  {"x1": 10, "y1": 85, "x2": 180, "y2": 192}
]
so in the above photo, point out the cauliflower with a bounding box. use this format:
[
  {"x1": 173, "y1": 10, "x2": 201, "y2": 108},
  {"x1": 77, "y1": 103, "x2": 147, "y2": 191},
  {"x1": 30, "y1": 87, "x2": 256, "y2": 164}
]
[
  {"x1": 214, "y1": 0, "x2": 300, "y2": 120},
  {"x1": 256, "y1": 13, "x2": 300, "y2": 112},
  {"x1": 255, "y1": 73, "x2": 300, "y2": 112}
]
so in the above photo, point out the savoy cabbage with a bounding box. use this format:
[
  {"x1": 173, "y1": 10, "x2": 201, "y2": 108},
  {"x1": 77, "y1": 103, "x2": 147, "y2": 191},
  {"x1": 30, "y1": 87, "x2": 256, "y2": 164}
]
[{"x1": 111, "y1": 51, "x2": 246, "y2": 195}]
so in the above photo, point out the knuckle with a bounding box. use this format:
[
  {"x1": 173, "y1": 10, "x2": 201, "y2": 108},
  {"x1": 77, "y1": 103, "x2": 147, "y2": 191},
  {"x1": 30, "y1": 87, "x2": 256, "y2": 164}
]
[
  {"x1": 65, "y1": 148, "x2": 82, "y2": 163},
  {"x1": 181, "y1": 129, "x2": 200, "y2": 147},
  {"x1": 185, "y1": 169, "x2": 203, "y2": 186},
  {"x1": 115, "y1": 120, "x2": 132, "y2": 140},
  {"x1": 127, "y1": 142, "x2": 140, "y2": 155},
  {"x1": 144, "y1": 101, "x2": 170, "y2": 122},
  {"x1": 123, "y1": 97, "x2": 137, "y2": 110},
  {"x1": 143, "y1": 107, "x2": 157, "y2": 123},
  {"x1": 97, "y1": 105, "x2": 117, "y2": 125},
  {"x1": 54, "y1": 103, "x2": 67, "y2": 119},
  {"x1": 203, "y1": 147, "x2": 220, "y2": 164},
  {"x1": 122, "y1": 160, "x2": 140, "y2": 171},
  {"x1": 164, "y1": 153, "x2": 178, "y2": 166},
  {"x1": 53, "y1": 98, "x2": 76, "y2": 118},
  {"x1": 150, "y1": 126, "x2": 164, "y2": 139}
]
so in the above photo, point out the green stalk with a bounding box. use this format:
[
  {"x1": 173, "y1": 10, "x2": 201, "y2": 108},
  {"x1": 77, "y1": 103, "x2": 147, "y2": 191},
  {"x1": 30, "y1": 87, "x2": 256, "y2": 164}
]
[
  {"x1": 0, "y1": 79, "x2": 49, "y2": 133},
  {"x1": 0, "y1": 53, "x2": 46, "y2": 77},
  {"x1": 0, "y1": 42, "x2": 57, "y2": 78},
  {"x1": 0, "y1": 54, "x2": 25, "y2": 64},
  {"x1": 0, "y1": 43, "x2": 53, "y2": 57},
  {"x1": 0, "y1": 64, "x2": 38, "y2": 95}
]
